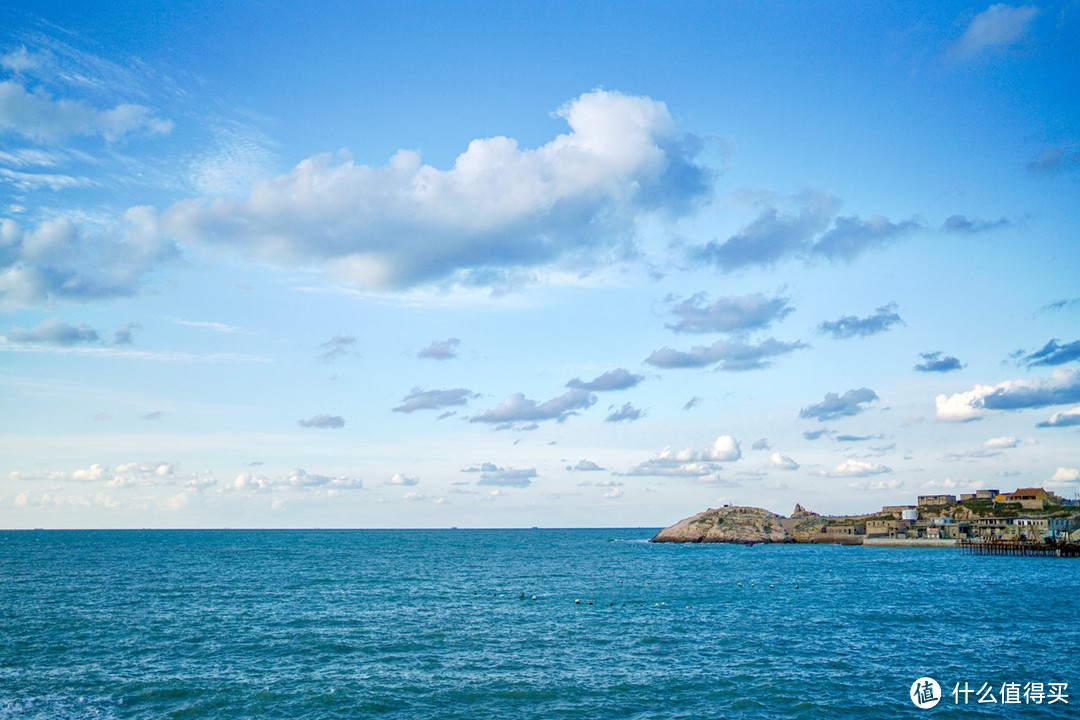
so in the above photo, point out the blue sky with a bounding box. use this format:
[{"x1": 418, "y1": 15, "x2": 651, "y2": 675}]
[{"x1": 1, "y1": 2, "x2": 1078, "y2": 528}]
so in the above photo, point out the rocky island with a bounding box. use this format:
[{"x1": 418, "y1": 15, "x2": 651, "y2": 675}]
[
  {"x1": 651, "y1": 504, "x2": 867, "y2": 544},
  {"x1": 652, "y1": 487, "x2": 1080, "y2": 546}
]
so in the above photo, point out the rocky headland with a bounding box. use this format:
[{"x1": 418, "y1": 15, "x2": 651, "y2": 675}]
[{"x1": 651, "y1": 504, "x2": 870, "y2": 544}]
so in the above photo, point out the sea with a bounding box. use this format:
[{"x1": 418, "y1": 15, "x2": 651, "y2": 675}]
[{"x1": 0, "y1": 529, "x2": 1076, "y2": 719}]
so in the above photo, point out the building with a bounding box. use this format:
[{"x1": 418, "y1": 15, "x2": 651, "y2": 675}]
[
  {"x1": 918, "y1": 494, "x2": 957, "y2": 507},
  {"x1": 826, "y1": 524, "x2": 866, "y2": 537},
  {"x1": 961, "y1": 489, "x2": 999, "y2": 501},
  {"x1": 866, "y1": 518, "x2": 898, "y2": 537},
  {"x1": 1003, "y1": 488, "x2": 1051, "y2": 510}
]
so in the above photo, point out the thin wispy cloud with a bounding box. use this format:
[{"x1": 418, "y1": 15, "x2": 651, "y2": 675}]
[
  {"x1": 818, "y1": 303, "x2": 903, "y2": 339},
  {"x1": 942, "y1": 214, "x2": 1011, "y2": 234},
  {"x1": 950, "y1": 3, "x2": 1039, "y2": 60},
  {"x1": 320, "y1": 335, "x2": 357, "y2": 362}
]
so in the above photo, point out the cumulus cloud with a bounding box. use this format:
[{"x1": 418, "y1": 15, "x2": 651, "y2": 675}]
[
  {"x1": 984, "y1": 436, "x2": 1019, "y2": 450},
  {"x1": 624, "y1": 435, "x2": 741, "y2": 482},
  {"x1": 645, "y1": 337, "x2": 806, "y2": 371},
  {"x1": 71, "y1": 463, "x2": 108, "y2": 482},
  {"x1": 768, "y1": 453, "x2": 800, "y2": 470},
  {"x1": 605, "y1": 402, "x2": 643, "y2": 423},
  {"x1": 950, "y1": 3, "x2": 1039, "y2": 60},
  {"x1": 1037, "y1": 406, "x2": 1080, "y2": 428},
  {"x1": 461, "y1": 463, "x2": 536, "y2": 488},
  {"x1": 0, "y1": 210, "x2": 179, "y2": 306},
  {"x1": 915, "y1": 351, "x2": 964, "y2": 373},
  {"x1": 161, "y1": 90, "x2": 710, "y2": 291},
  {"x1": 936, "y1": 367, "x2": 1080, "y2": 422},
  {"x1": 752, "y1": 438, "x2": 771, "y2": 451},
  {"x1": 665, "y1": 291, "x2": 794, "y2": 334},
  {"x1": 6, "y1": 318, "x2": 99, "y2": 345},
  {"x1": 820, "y1": 460, "x2": 892, "y2": 478},
  {"x1": 393, "y1": 387, "x2": 479, "y2": 413},
  {"x1": 566, "y1": 368, "x2": 643, "y2": 392},
  {"x1": 386, "y1": 473, "x2": 419, "y2": 486},
  {"x1": 942, "y1": 214, "x2": 1010, "y2": 234},
  {"x1": 1047, "y1": 467, "x2": 1080, "y2": 486},
  {"x1": 418, "y1": 337, "x2": 460, "y2": 360},
  {"x1": 1020, "y1": 339, "x2": 1080, "y2": 368},
  {"x1": 818, "y1": 303, "x2": 903, "y2": 339},
  {"x1": 567, "y1": 459, "x2": 605, "y2": 472},
  {"x1": 320, "y1": 335, "x2": 357, "y2": 362},
  {"x1": 0, "y1": 80, "x2": 173, "y2": 142},
  {"x1": 233, "y1": 468, "x2": 362, "y2": 492},
  {"x1": 298, "y1": 414, "x2": 346, "y2": 429},
  {"x1": 800, "y1": 388, "x2": 878, "y2": 421},
  {"x1": 470, "y1": 388, "x2": 595, "y2": 427}
]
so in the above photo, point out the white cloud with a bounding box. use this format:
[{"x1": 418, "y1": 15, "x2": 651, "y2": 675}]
[
  {"x1": 161, "y1": 90, "x2": 709, "y2": 290},
  {"x1": 387, "y1": 473, "x2": 419, "y2": 486},
  {"x1": 625, "y1": 435, "x2": 741, "y2": 481},
  {"x1": 0, "y1": 209, "x2": 179, "y2": 306},
  {"x1": 983, "y1": 436, "x2": 1019, "y2": 450},
  {"x1": 231, "y1": 468, "x2": 362, "y2": 493},
  {"x1": 0, "y1": 80, "x2": 173, "y2": 142},
  {"x1": 768, "y1": 453, "x2": 800, "y2": 470},
  {"x1": 1048, "y1": 467, "x2": 1080, "y2": 483},
  {"x1": 820, "y1": 459, "x2": 892, "y2": 478},
  {"x1": 936, "y1": 367, "x2": 1080, "y2": 422},
  {"x1": 1038, "y1": 406, "x2": 1080, "y2": 428}
]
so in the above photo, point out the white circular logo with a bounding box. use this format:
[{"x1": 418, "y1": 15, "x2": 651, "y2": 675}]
[{"x1": 910, "y1": 677, "x2": 942, "y2": 709}]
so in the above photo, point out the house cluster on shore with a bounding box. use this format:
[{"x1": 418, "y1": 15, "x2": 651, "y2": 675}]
[{"x1": 848, "y1": 488, "x2": 1080, "y2": 543}]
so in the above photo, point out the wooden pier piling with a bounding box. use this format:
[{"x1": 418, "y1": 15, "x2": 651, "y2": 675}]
[{"x1": 958, "y1": 539, "x2": 1080, "y2": 557}]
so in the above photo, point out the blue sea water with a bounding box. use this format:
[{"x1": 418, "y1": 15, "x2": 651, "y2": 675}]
[{"x1": 0, "y1": 529, "x2": 1077, "y2": 719}]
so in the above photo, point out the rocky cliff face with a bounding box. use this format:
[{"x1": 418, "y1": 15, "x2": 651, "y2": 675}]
[{"x1": 651, "y1": 506, "x2": 794, "y2": 544}]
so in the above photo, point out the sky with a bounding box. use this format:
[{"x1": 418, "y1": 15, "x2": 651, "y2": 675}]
[{"x1": 1, "y1": 1, "x2": 1078, "y2": 529}]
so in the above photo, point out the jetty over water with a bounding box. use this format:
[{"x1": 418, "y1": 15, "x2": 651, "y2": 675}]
[{"x1": 959, "y1": 539, "x2": 1080, "y2": 557}]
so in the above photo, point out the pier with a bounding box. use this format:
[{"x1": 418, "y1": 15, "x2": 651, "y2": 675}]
[{"x1": 959, "y1": 539, "x2": 1080, "y2": 557}]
